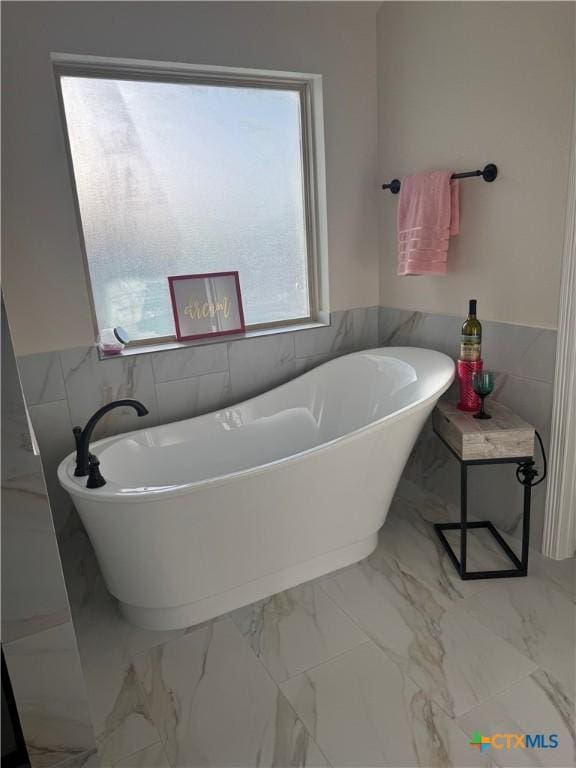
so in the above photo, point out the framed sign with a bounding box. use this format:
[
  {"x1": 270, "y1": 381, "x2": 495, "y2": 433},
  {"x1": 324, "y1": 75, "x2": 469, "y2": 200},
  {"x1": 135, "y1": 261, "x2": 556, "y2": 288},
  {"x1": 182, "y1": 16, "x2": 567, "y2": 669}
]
[{"x1": 168, "y1": 271, "x2": 245, "y2": 342}]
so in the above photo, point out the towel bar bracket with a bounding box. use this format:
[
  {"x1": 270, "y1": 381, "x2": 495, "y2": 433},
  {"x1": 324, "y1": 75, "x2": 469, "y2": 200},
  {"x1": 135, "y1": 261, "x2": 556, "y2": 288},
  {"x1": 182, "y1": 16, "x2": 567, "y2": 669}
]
[
  {"x1": 382, "y1": 163, "x2": 498, "y2": 193},
  {"x1": 481, "y1": 163, "x2": 498, "y2": 183}
]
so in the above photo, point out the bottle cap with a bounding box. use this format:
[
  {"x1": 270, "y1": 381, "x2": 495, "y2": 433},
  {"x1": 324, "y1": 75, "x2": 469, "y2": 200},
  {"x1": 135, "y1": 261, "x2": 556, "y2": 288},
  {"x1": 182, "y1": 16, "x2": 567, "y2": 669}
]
[{"x1": 113, "y1": 327, "x2": 130, "y2": 345}]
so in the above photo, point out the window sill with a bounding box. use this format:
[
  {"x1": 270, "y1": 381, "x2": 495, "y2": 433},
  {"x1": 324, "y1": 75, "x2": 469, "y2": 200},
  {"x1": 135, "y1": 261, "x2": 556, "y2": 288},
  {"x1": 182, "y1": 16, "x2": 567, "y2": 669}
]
[{"x1": 98, "y1": 317, "x2": 330, "y2": 360}]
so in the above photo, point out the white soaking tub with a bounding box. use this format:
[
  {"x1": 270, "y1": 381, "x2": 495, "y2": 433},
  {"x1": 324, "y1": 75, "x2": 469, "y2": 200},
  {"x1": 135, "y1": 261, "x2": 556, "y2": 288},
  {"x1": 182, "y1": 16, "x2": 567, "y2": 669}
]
[{"x1": 58, "y1": 347, "x2": 454, "y2": 630}]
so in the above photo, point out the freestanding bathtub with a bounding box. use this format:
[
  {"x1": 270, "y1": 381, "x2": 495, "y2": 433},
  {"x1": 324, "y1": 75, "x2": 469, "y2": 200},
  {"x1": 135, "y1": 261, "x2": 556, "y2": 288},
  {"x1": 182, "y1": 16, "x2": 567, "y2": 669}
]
[{"x1": 58, "y1": 347, "x2": 454, "y2": 630}]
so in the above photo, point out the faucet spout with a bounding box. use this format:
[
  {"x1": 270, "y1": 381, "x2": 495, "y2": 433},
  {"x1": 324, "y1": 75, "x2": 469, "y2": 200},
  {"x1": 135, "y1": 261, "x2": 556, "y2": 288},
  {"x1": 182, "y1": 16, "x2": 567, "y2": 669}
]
[{"x1": 74, "y1": 399, "x2": 149, "y2": 477}]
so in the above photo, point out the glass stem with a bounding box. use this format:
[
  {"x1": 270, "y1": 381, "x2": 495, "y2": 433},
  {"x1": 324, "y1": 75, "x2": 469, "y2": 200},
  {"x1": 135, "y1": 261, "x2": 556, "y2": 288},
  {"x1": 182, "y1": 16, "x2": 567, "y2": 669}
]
[{"x1": 479, "y1": 395, "x2": 486, "y2": 417}]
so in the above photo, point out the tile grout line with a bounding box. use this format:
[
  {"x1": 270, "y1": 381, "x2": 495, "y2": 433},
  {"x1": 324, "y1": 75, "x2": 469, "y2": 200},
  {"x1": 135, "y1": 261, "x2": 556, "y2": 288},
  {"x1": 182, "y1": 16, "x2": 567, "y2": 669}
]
[
  {"x1": 450, "y1": 664, "x2": 559, "y2": 768},
  {"x1": 151, "y1": 348, "x2": 230, "y2": 386},
  {"x1": 223, "y1": 617, "x2": 335, "y2": 768},
  {"x1": 129, "y1": 660, "x2": 171, "y2": 767},
  {"x1": 110, "y1": 741, "x2": 166, "y2": 768},
  {"x1": 455, "y1": 585, "x2": 576, "y2": 685},
  {"x1": 387, "y1": 501, "x2": 510, "y2": 604},
  {"x1": 310, "y1": 573, "x2": 455, "y2": 717},
  {"x1": 72, "y1": 572, "x2": 160, "y2": 765},
  {"x1": 69, "y1": 506, "x2": 572, "y2": 768},
  {"x1": 275, "y1": 637, "x2": 374, "y2": 686},
  {"x1": 315, "y1": 566, "x2": 539, "y2": 723}
]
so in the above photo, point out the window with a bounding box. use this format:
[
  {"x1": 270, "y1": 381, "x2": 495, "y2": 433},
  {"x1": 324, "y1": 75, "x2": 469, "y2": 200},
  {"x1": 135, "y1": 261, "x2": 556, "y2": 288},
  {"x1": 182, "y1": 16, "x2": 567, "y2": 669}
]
[{"x1": 56, "y1": 59, "x2": 325, "y2": 344}]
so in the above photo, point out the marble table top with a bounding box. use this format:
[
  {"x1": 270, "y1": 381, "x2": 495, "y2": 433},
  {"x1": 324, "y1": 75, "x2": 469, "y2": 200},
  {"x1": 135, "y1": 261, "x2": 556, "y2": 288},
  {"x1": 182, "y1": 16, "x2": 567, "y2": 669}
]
[{"x1": 433, "y1": 400, "x2": 535, "y2": 461}]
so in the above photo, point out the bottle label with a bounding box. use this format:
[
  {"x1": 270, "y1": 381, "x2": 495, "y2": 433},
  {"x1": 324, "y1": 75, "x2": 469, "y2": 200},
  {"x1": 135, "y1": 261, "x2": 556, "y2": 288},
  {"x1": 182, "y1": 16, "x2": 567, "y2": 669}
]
[{"x1": 460, "y1": 336, "x2": 481, "y2": 362}]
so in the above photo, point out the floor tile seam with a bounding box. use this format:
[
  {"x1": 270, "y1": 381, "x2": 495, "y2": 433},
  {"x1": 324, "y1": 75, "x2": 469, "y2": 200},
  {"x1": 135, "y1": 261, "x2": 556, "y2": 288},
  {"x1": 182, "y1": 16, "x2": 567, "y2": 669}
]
[
  {"x1": 130, "y1": 614, "x2": 332, "y2": 763},
  {"x1": 121, "y1": 658, "x2": 168, "y2": 766},
  {"x1": 377, "y1": 547, "x2": 501, "y2": 617},
  {"x1": 398, "y1": 496, "x2": 576, "y2": 604},
  {"x1": 107, "y1": 739, "x2": 165, "y2": 768},
  {"x1": 274, "y1": 639, "x2": 374, "y2": 686},
  {"x1": 376, "y1": 537, "x2": 504, "y2": 606},
  {"x1": 312, "y1": 577, "x2": 468, "y2": 720},
  {"x1": 126, "y1": 615, "x2": 227, "y2": 669},
  {"x1": 223, "y1": 617, "x2": 334, "y2": 768},
  {"x1": 306, "y1": 575, "x2": 373, "y2": 641},
  {"x1": 314, "y1": 571, "x2": 369, "y2": 633},
  {"x1": 127, "y1": 646, "x2": 194, "y2": 768},
  {"x1": 453, "y1": 665, "x2": 551, "y2": 730},
  {"x1": 450, "y1": 664, "x2": 574, "y2": 768},
  {"x1": 316, "y1": 571, "x2": 542, "y2": 723},
  {"x1": 451, "y1": 593, "x2": 575, "y2": 685},
  {"x1": 390, "y1": 562, "x2": 550, "y2": 670},
  {"x1": 423, "y1": 598, "x2": 541, "y2": 691}
]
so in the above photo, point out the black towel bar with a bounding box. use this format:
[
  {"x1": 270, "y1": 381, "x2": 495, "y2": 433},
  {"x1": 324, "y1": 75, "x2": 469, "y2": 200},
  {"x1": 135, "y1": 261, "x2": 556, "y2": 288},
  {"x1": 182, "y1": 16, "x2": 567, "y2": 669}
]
[{"x1": 382, "y1": 163, "x2": 498, "y2": 194}]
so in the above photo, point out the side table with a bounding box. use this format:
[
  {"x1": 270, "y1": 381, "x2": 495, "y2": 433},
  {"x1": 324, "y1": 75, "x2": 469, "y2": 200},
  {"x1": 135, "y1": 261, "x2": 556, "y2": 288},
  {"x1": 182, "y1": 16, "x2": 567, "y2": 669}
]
[{"x1": 432, "y1": 400, "x2": 536, "y2": 580}]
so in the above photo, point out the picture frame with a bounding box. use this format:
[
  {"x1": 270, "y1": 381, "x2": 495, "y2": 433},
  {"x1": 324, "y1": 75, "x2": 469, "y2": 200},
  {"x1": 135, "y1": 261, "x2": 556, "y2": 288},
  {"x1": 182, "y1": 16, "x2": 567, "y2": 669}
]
[{"x1": 168, "y1": 271, "x2": 246, "y2": 342}]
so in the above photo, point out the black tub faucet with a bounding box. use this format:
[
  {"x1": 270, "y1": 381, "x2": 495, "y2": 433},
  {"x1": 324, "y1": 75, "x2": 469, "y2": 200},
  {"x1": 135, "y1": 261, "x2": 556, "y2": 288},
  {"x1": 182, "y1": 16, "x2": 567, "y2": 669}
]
[{"x1": 73, "y1": 399, "x2": 149, "y2": 477}]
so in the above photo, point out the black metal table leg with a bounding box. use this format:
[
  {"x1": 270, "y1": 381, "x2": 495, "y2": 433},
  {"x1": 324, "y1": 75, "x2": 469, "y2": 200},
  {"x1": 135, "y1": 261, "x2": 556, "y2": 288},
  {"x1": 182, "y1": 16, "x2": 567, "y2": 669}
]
[
  {"x1": 433, "y1": 445, "x2": 533, "y2": 580},
  {"x1": 520, "y1": 468, "x2": 532, "y2": 575},
  {"x1": 460, "y1": 463, "x2": 468, "y2": 577}
]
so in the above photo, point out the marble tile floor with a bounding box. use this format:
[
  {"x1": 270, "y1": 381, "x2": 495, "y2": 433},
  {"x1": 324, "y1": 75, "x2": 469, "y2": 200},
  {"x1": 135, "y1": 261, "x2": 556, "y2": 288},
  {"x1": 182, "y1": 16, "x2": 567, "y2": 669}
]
[{"x1": 67, "y1": 480, "x2": 575, "y2": 768}]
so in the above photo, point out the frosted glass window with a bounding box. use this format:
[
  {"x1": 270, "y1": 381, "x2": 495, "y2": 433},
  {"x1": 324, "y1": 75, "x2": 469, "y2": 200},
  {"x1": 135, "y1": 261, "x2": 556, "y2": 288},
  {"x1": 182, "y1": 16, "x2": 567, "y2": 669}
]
[{"x1": 59, "y1": 75, "x2": 312, "y2": 342}]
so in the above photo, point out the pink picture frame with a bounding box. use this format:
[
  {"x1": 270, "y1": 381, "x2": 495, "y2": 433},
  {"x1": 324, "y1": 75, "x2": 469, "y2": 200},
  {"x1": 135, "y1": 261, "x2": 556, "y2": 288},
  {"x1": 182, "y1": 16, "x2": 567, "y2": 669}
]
[{"x1": 168, "y1": 271, "x2": 246, "y2": 342}]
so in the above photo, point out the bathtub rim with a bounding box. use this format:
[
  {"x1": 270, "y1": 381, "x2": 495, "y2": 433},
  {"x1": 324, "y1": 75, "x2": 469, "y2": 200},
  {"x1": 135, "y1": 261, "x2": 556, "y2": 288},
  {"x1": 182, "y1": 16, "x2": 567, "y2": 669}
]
[{"x1": 58, "y1": 346, "x2": 454, "y2": 503}]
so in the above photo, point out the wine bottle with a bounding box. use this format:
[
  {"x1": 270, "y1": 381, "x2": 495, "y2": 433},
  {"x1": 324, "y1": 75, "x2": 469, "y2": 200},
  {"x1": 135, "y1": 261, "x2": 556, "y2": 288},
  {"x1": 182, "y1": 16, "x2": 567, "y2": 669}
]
[{"x1": 460, "y1": 299, "x2": 482, "y2": 362}]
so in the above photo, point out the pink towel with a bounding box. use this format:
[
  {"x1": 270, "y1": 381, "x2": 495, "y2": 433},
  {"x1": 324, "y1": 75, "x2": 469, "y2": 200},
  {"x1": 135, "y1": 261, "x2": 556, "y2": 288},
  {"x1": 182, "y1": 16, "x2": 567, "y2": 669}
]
[{"x1": 397, "y1": 171, "x2": 459, "y2": 276}]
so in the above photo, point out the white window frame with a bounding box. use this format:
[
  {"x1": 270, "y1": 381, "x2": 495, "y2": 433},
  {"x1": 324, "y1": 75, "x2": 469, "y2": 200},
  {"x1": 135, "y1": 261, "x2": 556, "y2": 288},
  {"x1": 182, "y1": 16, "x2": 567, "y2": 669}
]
[{"x1": 52, "y1": 53, "x2": 330, "y2": 348}]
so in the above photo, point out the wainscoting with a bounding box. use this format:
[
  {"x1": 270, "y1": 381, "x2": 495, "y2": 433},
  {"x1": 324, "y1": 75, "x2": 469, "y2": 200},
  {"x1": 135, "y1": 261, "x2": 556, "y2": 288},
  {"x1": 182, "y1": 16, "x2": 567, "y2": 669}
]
[
  {"x1": 379, "y1": 307, "x2": 557, "y2": 551},
  {"x1": 1, "y1": 302, "x2": 96, "y2": 768},
  {"x1": 17, "y1": 304, "x2": 554, "y2": 562},
  {"x1": 17, "y1": 308, "x2": 378, "y2": 542}
]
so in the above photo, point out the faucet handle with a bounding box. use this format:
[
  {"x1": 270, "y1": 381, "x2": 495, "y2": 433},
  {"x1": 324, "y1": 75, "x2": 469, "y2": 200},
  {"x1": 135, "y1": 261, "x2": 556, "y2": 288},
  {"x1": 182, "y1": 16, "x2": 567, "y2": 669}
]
[{"x1": 86, "y1": 454, "x2": 106, "y2": 489}]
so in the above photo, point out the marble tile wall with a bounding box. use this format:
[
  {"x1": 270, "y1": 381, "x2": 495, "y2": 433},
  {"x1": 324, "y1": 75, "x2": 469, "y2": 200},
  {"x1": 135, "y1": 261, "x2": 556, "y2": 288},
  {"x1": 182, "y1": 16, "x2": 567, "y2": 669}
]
[
  {"x1": 16, "y1": 307, "x2": 379, "y2": 545},
  {"x1": 13, "y1": 302, "x2": 556, "y2": 586},
  {"x1": 379, "y1": 306, "x2": 557, "y2": 551},
  {"x1": 14, "y1": 302, "x2": 555, "y2": 564},
  {"x1": 1, "y1": 301, "x2": 97, "y2": 767}
]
